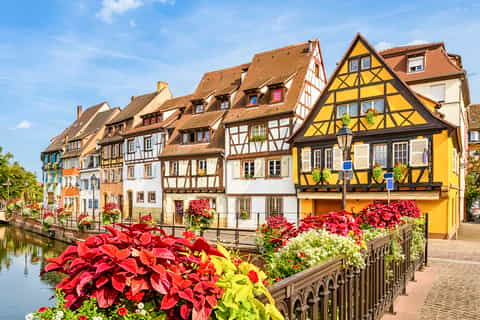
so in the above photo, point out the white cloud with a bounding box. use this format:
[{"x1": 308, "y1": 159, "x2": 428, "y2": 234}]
[
  {"x1": 129, "y1": 19, "x2": 136, "y2": 28},
  {"x1": 97, "y1": 0, "x2": 144, "y2": 23},
  {"x1": 408, "y1": 39, "x2": 428, "y2": 46},
  {"x1": 16, "y1": 120, "x2": 32, "y2": 129}
]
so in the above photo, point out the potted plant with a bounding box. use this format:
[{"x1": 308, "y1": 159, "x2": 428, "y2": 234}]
[
  {"x1": 372, "y1": 163, "x2": 384, "y2": 181},
  {"x1": 43, "y1": 212, "x2": 55, "y2": 230},
  {"x1": 341, "y1": 113, "x2": 351, "y2": 126},
  {"x1": 140, "y1": 214, "x2": 154, "y2": 225},
  {"x1": 312, "y1": 168, "x2": 322, "y2": 183},
  {"x1": 250, "y1": 134, "x2": 268, "y2": 142},
  {"x1": 365, "y1": 108, "x2": 376, "y2": 125},
  {"x1": 321, "y1": 168, "x2": 332, "y2": 182},
  {"x1": 240, "y1": 209, "x2": 250, "y2": 220},
  {"x1": 56, "y1": 207, "x2": 71, "y2": 225},
  {"x1": 77, "y1": 214, "x2": 92, "y2": 232},
  {"x1": 393, "y1": 162, "x2": 408, "y2": 182},
  {"x1": 102, "y1": 202, "x2": 121, "y2": 225},
  {"x1": 185, "y1": 199, "x2": 215, "y2": 232},
  {"x1": 198, "y1": 168, "x2": 206, "y2": 176}
]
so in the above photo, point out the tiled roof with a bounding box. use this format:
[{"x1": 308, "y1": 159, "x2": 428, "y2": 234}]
[
  {"x1": 178, "y1": 111, "x2": 225, "y2": 131},
  {"x1": 108, "y1": 92, "x2": 159, "y2": 125},
  {"x1": 469, "y1": 104, "x2": 480, "y2": 130},
  {"x1": 224, "y1": 40, "x2": 316, "y2": 124},
  {"x1": 123, "y1": 110, "x2": 181, "y2": 136},
  {"x1": 380, "y1": 42, "x2": 464, "y2": 83},
  {"x1": 156, "y1": 94, "x2": 193, "y2": 112},
  {"x1": 73, "y1": 108, "x2": 120, "y2": 140}
]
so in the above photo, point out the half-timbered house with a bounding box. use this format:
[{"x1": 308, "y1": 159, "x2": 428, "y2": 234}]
[
  {"x1": 223, "y1": 40, "x2": 326, "y2": 227},
  {"x1": 122, "y1": 95, "x2": 187, "y2": 221},
  {"x1": 292, "y1": 34, "x2": 462, "y2": 239},
  {"x1": 98, "y1": 82, "x2": 172, "y2": 215},
  {"x1": 159, "y1": 65, "x2": 248, "y2": 225}
]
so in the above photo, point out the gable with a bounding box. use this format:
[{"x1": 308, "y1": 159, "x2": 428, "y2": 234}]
[{"x1": 294, "y1": 34, "x2": 451, "y2": 142}]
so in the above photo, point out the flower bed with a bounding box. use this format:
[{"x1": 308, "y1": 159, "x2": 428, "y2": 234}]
[
  {"x1": 102, "y1": 202, "x2": 122, "y2": 225},
  {"x1": 185, "y1": 199, "x2": 215, "y2": 232}
]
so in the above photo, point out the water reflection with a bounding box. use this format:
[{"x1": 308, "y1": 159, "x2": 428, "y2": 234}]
[{"x1": 0, "y1": 225, "x2": 68, "y2": 320}]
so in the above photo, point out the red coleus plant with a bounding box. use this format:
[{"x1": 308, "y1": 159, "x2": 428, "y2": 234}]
[
  {"x1": 394, "y1": 200, "x2": 421, "y2": 218},
  {"x1": 43, "y1": 224, "x2": 225, "y2": 320},
  {"x1": 43, "y1": 211, "x2": 54, "y2": 218},
  {"x1": 258, "y1": 216, "x2": 297, "y2": 255},
  {"x1": 298, "y1": 211, "x2": 363, "y2": 241},
  {"x1": 358, "y1": 201, "x2": 403, "y2": 229}
]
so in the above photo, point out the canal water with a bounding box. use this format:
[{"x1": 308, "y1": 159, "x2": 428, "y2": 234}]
[{"x1": 0, "y1": 225, "x2": 68, "y2": 320}]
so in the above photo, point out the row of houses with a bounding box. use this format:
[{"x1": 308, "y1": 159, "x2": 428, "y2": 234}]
[{"x1": 41, "y1": 34, "x2": 472, "y2": 238}]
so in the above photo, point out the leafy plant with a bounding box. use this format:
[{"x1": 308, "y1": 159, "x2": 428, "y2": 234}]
[
  {"x1": 250, "y1": 134, "x2": 268, "y2": 142},
  {"x1": 358, "y1": 201, "x2": 403, "y2": 229},
  {"x1": 42, "y1": 224, "x2": 224, "y2": 319},
  {"x1": 185, "y1": 199, "x2": 215, "y2": 231},
  {"x1": 256, "y1": 216, "x2": 297, "y2": 260},
  {"x1": 341, "y1": 113, "x2": 351, "y2": 126},
  {"x1": 321, "y1": 168, "x2": 331, "y2": 181},
  {"x1": 312, "y1": 168, "x2": 322, "y2": 183},
  {"x1": 402, "y1": 216, "x2": 426, "y2": 261},
  {"x1": 372, "y1": 164, "x2": 383, "y2": 181},
  {"x1": 365, "y1": 109, "x2": 376, "y2": 125},
  {"x1": 240, "y1": 210, "x2": 250, "y2": 220},
  {"x1": 77, "y1": 214, "x2": 92, "y2": 232},
  {"x1": 43, "y1": 211, "x2": 55, "y2": 230},
  {"x1": 393, "y1": 163, "x2": 407, "y2": 182},
  {"x1": 102, "y1": 202, "x2": 121, "y2": 225},
  {"x1": 211, "y1": 246, "x2": 284, "y2": 320},
  {"x1": 385, "y1": 229, "x2": 405, "y2": 280}
]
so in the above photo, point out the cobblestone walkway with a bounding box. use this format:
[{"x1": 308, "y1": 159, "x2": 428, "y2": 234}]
[{"x1": 383, "y1": 223, "x2": 480, "y2": 320}]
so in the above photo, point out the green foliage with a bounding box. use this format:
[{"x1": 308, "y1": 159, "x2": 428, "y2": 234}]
[
  {"x1": 30, "y1": 290, "x2": 166, "y2": 320},
  {"x1": 362, "y1": 226, "x2": 390, "y2": 242},
  {"x1": 341, "y1": 113, "x2": 351, "y2": 126},
  {"x1": 312, "y1": 168, "x2": 322, "y2": 183},
  {"x1": 385, "y1": 229, "x2": 405, "y2": 280},
  {"x1": 393, "y1": 163, "x2": 407, "y2": 182},
  {"x1": 0, "y1": 146, "x2": 42, "y2": 202},
  {"x1": 466, "y1": 172, "x2": 480, "y2": 220},
  {"x1": 211, "y1": 246, "x2": 284, "y2": 320},
  {"x1": 322, "y1": 168, "x2": 331, "y2": 181},
  {"x1": 366, "y1": 109, "x2": 376, "y2": 125},
  {"x1": 268, "y1": 230, "x2": 365, "y2": 281},
  {"x1": 402, "y1": 216, "x2": 426, "y2": 261},
  {"x1": 372, "y1": 165, "x2": 383, "y2": 181},
  {"x1": 250, "y1": 134, "x2": 268, "y2": 142}
]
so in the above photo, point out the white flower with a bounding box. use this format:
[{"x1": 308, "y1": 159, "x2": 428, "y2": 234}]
[
  {"x1": 138, "y1": 309, "x2": 147, "y2": 316},
  {"x1": 92, "y1": 317, "x2": 103, "y2": 320},
  {"x1": 55, "y1": 311, "x2": 64, "y2": 319},
  {"x1": 137, "y1": 302, "x2": 144, "y2": 309},
  {"x1": 25, "y1": 314, "x2": 34, "y2": 320}
]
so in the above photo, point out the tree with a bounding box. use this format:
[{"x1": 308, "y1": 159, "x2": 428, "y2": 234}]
[{"x1": 0, "y1": 147, "x2": 42, "y2": 203}]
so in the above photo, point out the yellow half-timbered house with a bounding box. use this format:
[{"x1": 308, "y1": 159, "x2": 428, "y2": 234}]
[{"x1": 292, "y1": 34, "x2": 461, "y2": 239}]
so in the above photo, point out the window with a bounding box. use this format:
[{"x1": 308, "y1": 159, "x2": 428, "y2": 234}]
[
  {"x1": 94, "y1": 199, "x2": 98, "y2": 209},
  {"x1": 250, "y1": 124, "x2": 267, "y2": 140},
  {"x1": 148, "y1": 192, "x2": 156, "y2": 203},
  {"x1": 170, "y1": 161, "x2": 179, "y2": 176},
  {"x1": 354, "y1": 144, "x2": 370, "y2": 169},
  {"x1": 243, "y1": 160, "x2": 255, "y2": 178},
  {"x1": 118, "y1": 168, "x2": 123, "y2": 182},
  {"x1": 198, "y1": 159, "x2": 207, "y2": 175},
  {"x1": 268, "y1": 159, "x2": 281, "y2": 177},
  {"x1": 301, "y1": 148, "x2": 311, "y2": 172},
  {"x1": 220, "y1": 100, "x2": 230, "y2": 109},
  {"x1": 197, "y1": 130, "x2": 210, "y2": 143},
  {"x1": 373, "y1": 144, "x2": 387, "y2": 168},
  {"x1": 361, "y1": 99, "x2": 385, "y2": 114},
  {"x1": 349, "y1": 58, "x2": 359, "y2": 72},
  {"x1": 137, "y1": 192, "x2": 144, "y2": 203},
  {"x1": 127, "y1": 139, "x2": 135, "y2": 153},
  {"x1": 470, "y1": 131, "x2": 480, "y2": 142},
  {"x1": 270, "y1": 88, "x2": 283, "y2": 103},
  {"x1": 88, "y1": 199, "x2": 92, "y2": 209},
  {"x1": 409, "y1": 139, "x2": 429, "y2": 167},
  {"x1": 393, "y1": 142, "x2": 408, "y2": 165},
  {"x1": 324, "y1": 148, "x2": 333, "y2": 169},
  {"x1": 430, "y1": 84, "x2": 446, "y2": 102},
  {"x1": 313, "y1": 149, "x2": 322, "y2": 168},
  {"x1": 112, "y1": 144, "x2": 118, "y2": 157},
  {"x1": 408, "y1": 56, "x2": 424, "y2": 73},
  {"x1": 144, "y1": 136, "x2": 152, "y2": 151},
  {"x1": 314, "y1": 63, "x2": 320, "y2": 77},
  {"x1": 266, "y1": 197, "x2": 283, "y2": 216},
  {"x1": 195, "y1": 103, "x2": 204, "y2": 113},
  {"x1": 336, "y1": 103, "x2": 358, "y2": 119},
  {"x1": 127, "y1": 166, "x2": 135, "y2": 179},
  {"x1": 360, "y1": 56, "x2": 371, "y2": 70},
  {"x1": 248, "y1": 94, "x2": 258, "y2": 106},
  {"x1": 144, "y1": 164, "x2": 153, "y2": 178},
  {"x1": 237, "y1": 198, "x2": 251, "y2": 219}
]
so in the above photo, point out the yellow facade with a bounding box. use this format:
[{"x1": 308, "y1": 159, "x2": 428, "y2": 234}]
[{"x1": 293, "y1": 35, "x2": 461, "y2": 239}]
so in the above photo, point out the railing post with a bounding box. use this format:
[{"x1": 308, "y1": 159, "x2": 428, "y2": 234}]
[
  {"x1": 424, "y1": 213, "x2": 429, "y2": 267},
  {"x1": 216, "y1": 212, "x2": 220, "y2": 242}
]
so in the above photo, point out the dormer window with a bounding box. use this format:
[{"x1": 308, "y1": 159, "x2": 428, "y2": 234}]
[
  {"x1": 248, "y1": 94, "x2": 258, "y2": 106},
  {"x1": 195, "y1": 103, "x2": 204, "y2": 113},
  {"x1": 182, "y1": 129, "x2": 210, "y2": 144},
  {"x1": 270, "y1": 88, "x2": 284, "y2": 103},
  {"x1": 220, "y1": 100, "x2": 230, "y2": 110},
  {"x1": 408, "y1": 55, "x2": 424, "y2": 73}
]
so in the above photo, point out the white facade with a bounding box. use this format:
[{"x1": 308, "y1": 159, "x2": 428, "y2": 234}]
[{"x1": 79, "y1": 154, "x2": 101, "y2": 216}]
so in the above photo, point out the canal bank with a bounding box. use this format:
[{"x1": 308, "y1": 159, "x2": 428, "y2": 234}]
[{"x1": 0, "y1": 225, "x2": 68, "y2": 320}]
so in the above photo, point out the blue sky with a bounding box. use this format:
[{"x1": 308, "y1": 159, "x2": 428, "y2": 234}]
[{"x1": 0, "y1": 0, "x2": 479, "y2": 177}]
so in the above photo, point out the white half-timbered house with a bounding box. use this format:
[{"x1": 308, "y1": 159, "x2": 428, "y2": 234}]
[{"x1": 223, "y1": 40, "x2": 327, "y2": 227}]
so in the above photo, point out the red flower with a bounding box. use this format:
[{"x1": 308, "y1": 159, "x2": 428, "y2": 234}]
[
  {"x1": 78, "y1": 316, "x2": 87, "y2": 320},
  {"x1": 292, "y1": 264, "x2": 301, "y2": 269},
  {"x1": 37, "y1": 307, "x2": 47, "y2": 313},
  {"x1": 183, "y1": 230, "x2": 196, "y2": 239},
  {"x1": 248, "y1": 270, "x2": 259, "y2": 283},
  {"x1": 117, "y1": 306, "x2": 128, "y2": 316}
]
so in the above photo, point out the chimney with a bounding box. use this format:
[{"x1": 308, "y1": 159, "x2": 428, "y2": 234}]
[
  {"x1": 77, "y1": 105, "x2": 83, "y2": 119},
  {"x1": 156, "y1": 81, "x2": 169, "y2": 92}
]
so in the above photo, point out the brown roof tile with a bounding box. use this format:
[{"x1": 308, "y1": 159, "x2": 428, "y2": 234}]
[
  {"x1": 72, "y1": 108, "x2": 120, "y2": 140},
  {"x1": 156, "y1": 94, "x2": 193, "y2": 112},
  {"x1": 123, "y1": 110, "x2": 181, "y2": 136},
  {"x1": 191, "y1": 64, "x2": 249, "y2": 100},
  {"x1": 380, "y1": 42, "x2": 464, "y2": 83},
  {"x1": 108, "y1": 92, "x2": 159, "y2": 125},
  {"x1": 178, "y1": 111, "x2": 225, "y2": 131}
]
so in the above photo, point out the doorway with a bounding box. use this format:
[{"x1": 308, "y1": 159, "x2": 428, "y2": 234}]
[
  {"x1": 127, "y1": 191, "x2": 133, "y2": 219},
  {"x1": 174, "y1": 200, "x2": 184, "y2": 225}
]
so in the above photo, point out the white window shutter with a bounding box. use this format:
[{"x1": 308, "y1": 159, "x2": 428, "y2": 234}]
[
  {"x1": 281, "y1": 156, "x2": 290, "y2": 177},
  {"x1": 232, "y1": 160, "x2": 240, "y2": 179},
  {"x1": 333, "y1": 147, "x2": 343, "y2": 171},
  {"x1": 254, "y1": 158, "x2": 265, "y2": 177},
  {"x1": 163, "y1": 161, "x2": 169, "y2": 177},
  {"x1": 409, "y1": 139, "x2": 428, "y2": 167},
  {"x1": 301, "y1": 147, "x2": 311, "y2": 172},
  {"x1": 207, "y1": 159, "x2": 216, "y2": 175},
  {"x1": 191, "y1": 160, "x2": 197, "y2": 175},
  {"x1": 354, "y1": 144, "x2": 370, "y2": 170},
  {"x1": 179, "y1": 160, "x2": 187, "y2": 175}
]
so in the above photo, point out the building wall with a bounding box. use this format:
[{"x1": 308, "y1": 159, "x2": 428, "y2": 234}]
[
  {"x1": 79, "y1": 169, "x2": 100, "y2": 216},
  {"x1": 164, "y1": 193, "x2": 227, "y2": 226}
]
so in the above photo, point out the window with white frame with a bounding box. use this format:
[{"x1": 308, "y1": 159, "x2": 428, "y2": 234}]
[
  {"x1": 430, "y1": 84, "x2": 446, "y2": 102},
  {"x1": 148, "y1": 191, "x2": 156, "y2": 203},
  {"x1": 127, "y1": 166, "x2": 135, "y2": 179},
  {"x1": 266, "y1": 197, "x2": 283, "y2": 216},
  {"x1": 243, "y1": 160, "x2": 255, "y2": 178},
  {"x1": 195, "y1": 103, "x2": 204, "y2": 113},
  {"x1": 407, "y1": 56, "x2": 424, "y2": 73},
  {"x1": 354, "y1": 144, "x2": 370, "y2": 169},
  {"x1": 324, "y1": 148, "x2": 333, "y2": 169},
  {"x1": 361, "y1": 99, "x2": 385, "y2": 115},
  {"x1": 301, "y1": 148, "x2": 311, "y2": 172},
  {"x1": 237, "y1": 198, "x2": 251, "y2": 218},
  {"x1": 250, "y1": 124, "x2": 267, "y2": 139},
  {"x1": 470, "y1": 131, "x2": 480, "y2": 142},
  {"x1": 349, "y1": 58, "x2": 359, "y2": 72},
  {"x1": 393, "y1": 142, "x2": 409, "y2": 165},
  {"x1": 220, "y1": 100, "x2": 230, "y2": 109},
  {"x1": 336, "y1": 103, "x2": 358, "y2": 119},
  {"x1": 127, "y1": 139, "x2": 135, "y2": 153},
  {"x1": 144, "y1": 136, "x2": 152, "y2": 151},
  {"x1": 373, "y1": 144, "x2": 387, "y2": 167},
  {"x1": 144, "y1": 164, "x2": 153, "y2": 178},
  {"x1": 137, "y1": 192, "x2": 144, "y2": 203},
  {"x1": 360, "y1": 56, "x2": 371, "y2": 70},
  {"x1": 313, "y1": 149, "x2": 322, "y2": 168},
  {"x1": 410, "y1": 139, "x2": 429, "y2": 167},
  {"x1": 268, "y1": 159, "x2": 281, "y2": 177}
]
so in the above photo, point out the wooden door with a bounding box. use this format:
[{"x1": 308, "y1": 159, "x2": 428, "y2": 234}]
[
  {"x1": 174, "y1": 200, "x2": 184, "y2": 225},
  {"x1": 127, "y1": 191, "x2": 133, "y2": 218}
]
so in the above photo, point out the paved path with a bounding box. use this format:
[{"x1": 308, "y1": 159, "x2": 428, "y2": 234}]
[{"x1": 383, "y1": 223, "x2": 480, "y2": 320}]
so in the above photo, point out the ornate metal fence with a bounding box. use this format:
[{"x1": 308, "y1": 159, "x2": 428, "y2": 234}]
[{"x1": 266, "y1": 223, "x2": 427, "y2": 320}]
